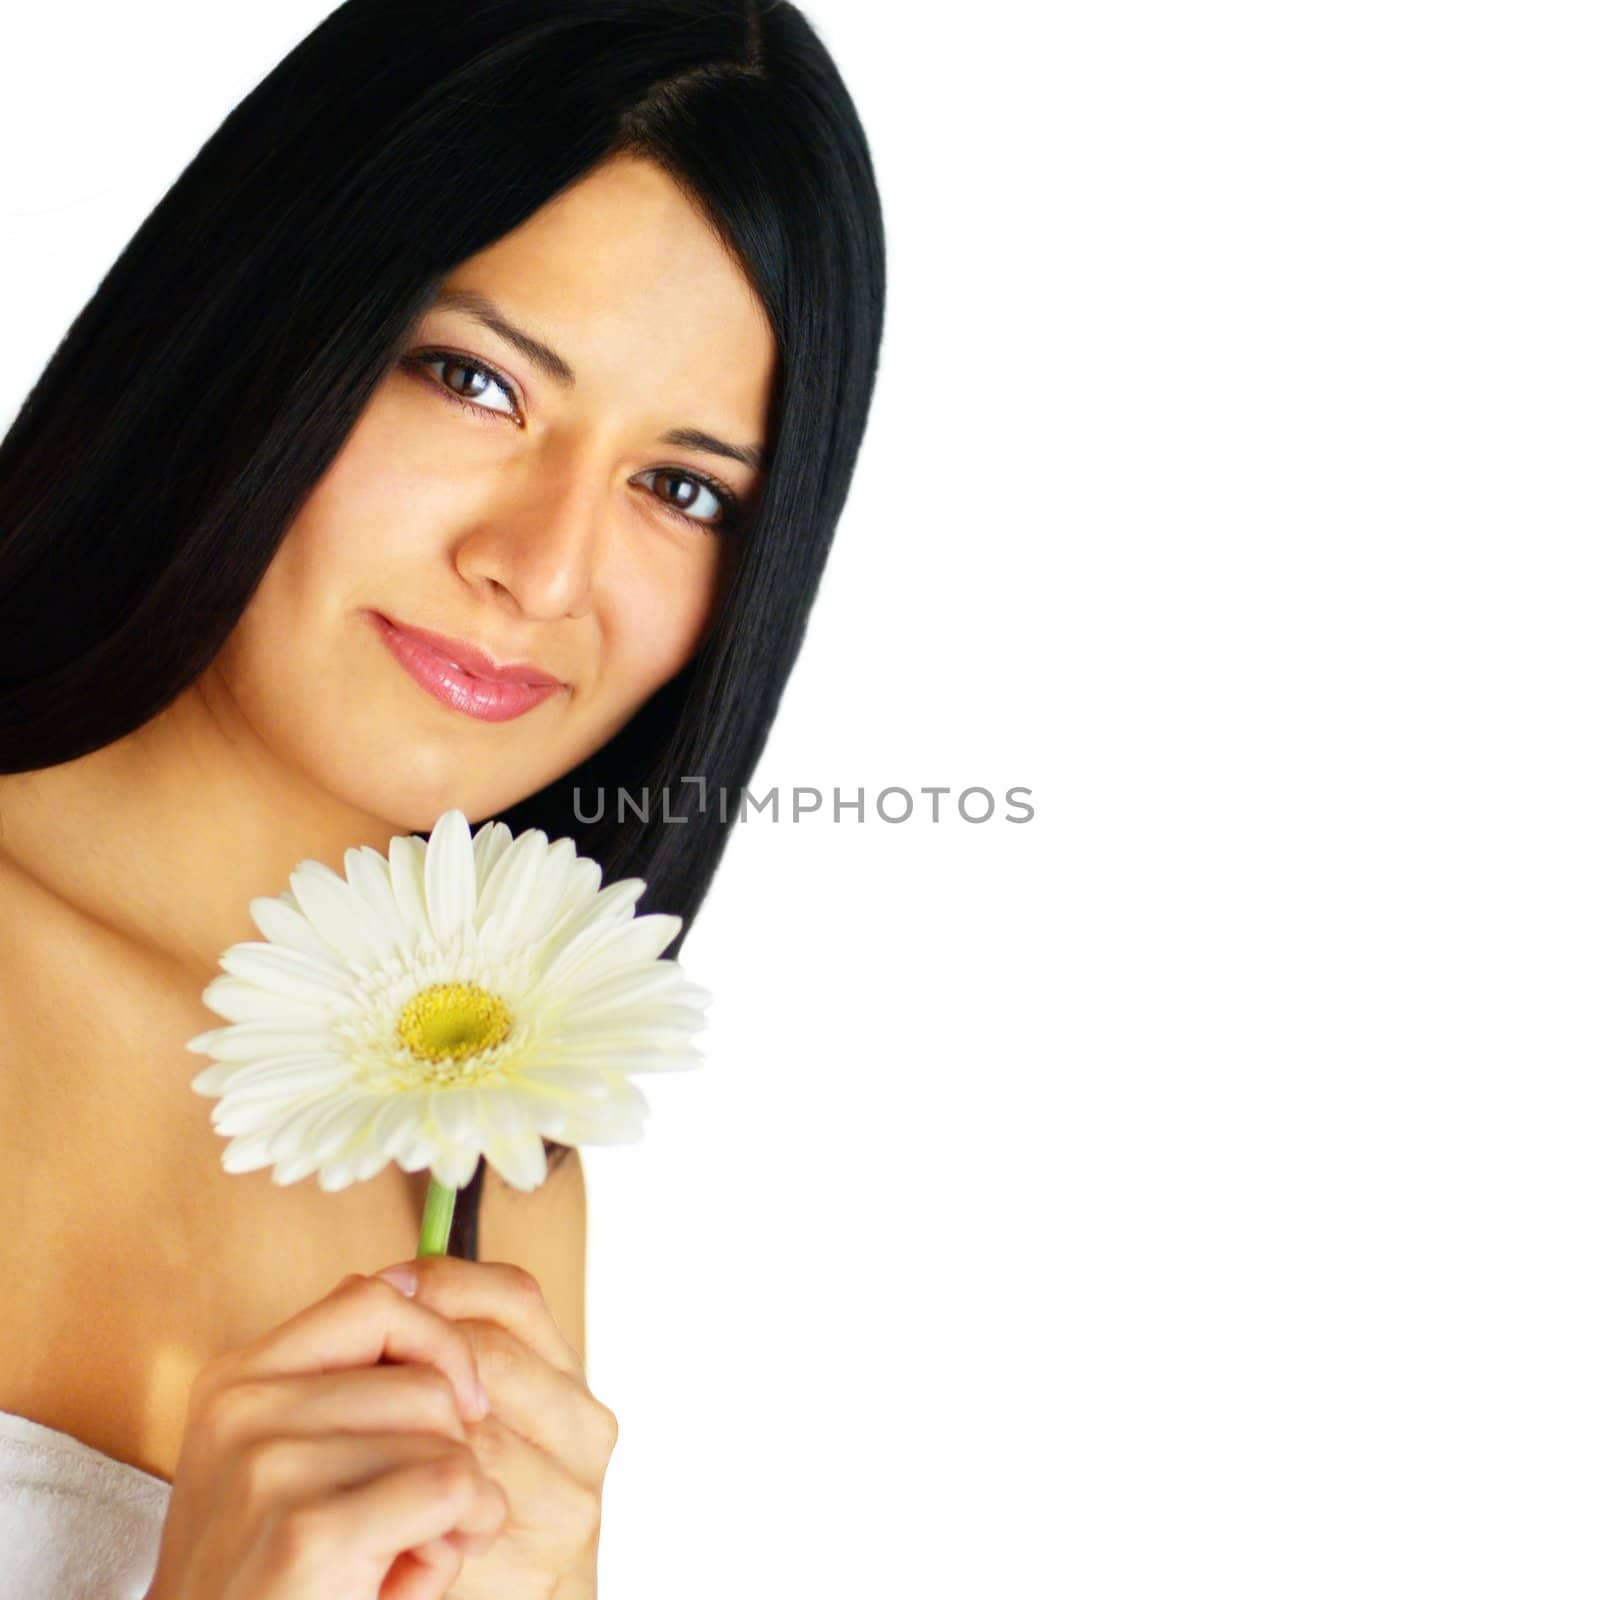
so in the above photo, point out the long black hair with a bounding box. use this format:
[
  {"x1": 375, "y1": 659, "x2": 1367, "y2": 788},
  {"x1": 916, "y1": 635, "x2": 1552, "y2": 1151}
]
[{"x1": 0, "y1": 0, "x2": 885, "y2": 1258}]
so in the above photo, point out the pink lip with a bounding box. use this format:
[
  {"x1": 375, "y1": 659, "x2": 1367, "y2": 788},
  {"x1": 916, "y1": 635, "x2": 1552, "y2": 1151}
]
[{"x1": 369, "y1": 611, "x2": 566, "y2": 723}]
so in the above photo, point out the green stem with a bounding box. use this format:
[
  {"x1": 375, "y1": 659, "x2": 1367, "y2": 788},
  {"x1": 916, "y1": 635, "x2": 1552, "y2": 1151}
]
[{"x1": 417, "y1": 1175, "x2": 457, "y2": 1258}]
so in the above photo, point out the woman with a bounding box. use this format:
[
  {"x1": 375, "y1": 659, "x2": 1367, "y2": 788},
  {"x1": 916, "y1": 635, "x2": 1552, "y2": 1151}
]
[{"x1": 0, "y1": 0, "x2": 885, "y2": 1595}]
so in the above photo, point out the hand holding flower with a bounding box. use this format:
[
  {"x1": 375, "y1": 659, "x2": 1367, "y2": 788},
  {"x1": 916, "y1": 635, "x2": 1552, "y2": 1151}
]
[
  {"x1": 375, "y1": 1255, "x2": 617, "y2": 1600},
  {"x1": 184, "y1": 809, "x2": 705, "y2": 1596}
]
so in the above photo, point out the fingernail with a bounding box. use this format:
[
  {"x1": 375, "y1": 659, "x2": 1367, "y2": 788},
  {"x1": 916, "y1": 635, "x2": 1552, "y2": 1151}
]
[{"x1": 377, "y1": 1264, "x2": 417, "y2": 1297}]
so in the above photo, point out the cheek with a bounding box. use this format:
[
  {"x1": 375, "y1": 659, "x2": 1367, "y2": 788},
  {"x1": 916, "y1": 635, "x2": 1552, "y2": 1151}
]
[
  {"x1": 230, "y1": 401, "x2": 460, "y2": 644},
  {"x1": 210, "y1": 413, "x2": 440, "y2": 711},
  {"x1": 602, "y1": 546, "x2": 721, "y2": 694},
  {"x1": 288, "y1": 410, "x2": 453, "y2": 590}
]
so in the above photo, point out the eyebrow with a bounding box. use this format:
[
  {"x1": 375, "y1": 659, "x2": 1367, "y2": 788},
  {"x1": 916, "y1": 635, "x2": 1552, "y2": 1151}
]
[{"x1": 428, "y1": 286, "x2": 767, "y2": 472}]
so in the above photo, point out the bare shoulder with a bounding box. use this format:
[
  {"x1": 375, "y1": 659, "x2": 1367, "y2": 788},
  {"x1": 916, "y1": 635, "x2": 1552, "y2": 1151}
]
[{"x1": 477, "y1": 1147, "x2": 588, "y2": 1367}]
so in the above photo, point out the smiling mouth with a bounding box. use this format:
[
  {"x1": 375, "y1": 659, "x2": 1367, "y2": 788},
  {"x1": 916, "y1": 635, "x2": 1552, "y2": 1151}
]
[{"x1": 370, "y1": 611, "x2": 567, "y2": 724}]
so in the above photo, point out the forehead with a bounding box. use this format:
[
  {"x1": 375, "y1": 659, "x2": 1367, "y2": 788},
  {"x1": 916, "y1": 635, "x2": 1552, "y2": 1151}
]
[{"x1": 442, "y1": 154, "x2": 777, "y2": 421}]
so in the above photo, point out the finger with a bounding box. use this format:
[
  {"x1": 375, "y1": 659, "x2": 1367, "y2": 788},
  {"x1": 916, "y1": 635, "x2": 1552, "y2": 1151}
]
[
  {"x1": 463, "y1": 1320, "x2": 617, "y2": 1484},
  {"x1": 230, "y1": 1430, "x2": 481, "y2": 1509},
  {"x1": 394, "y1": 1255, "x2": 585, "y2": 1380},
  {"x1": 460, "y1": 1412, "x2": 602, "y2": 1554},
  {"x1": 228, "y1": 1432, "x2": 504, "y2": 1598},
  {"x1": 206, "y1": 1365, "x2": 472, "y2": 1453},
  {"x1": 378, "y1": 1535, "x2": 463, "y2": 1600},
  {"x1": 229, "y1": 1273, "x2": 489, "y2": 1424},
  {"x1": 321, "y1": 1447, "x2": 508, "y2": 1567}
]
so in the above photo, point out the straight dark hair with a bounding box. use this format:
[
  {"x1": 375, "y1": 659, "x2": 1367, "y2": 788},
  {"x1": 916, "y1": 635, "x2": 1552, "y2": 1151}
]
[{"x1": 0, "y1": 0, "x2": 885, "y2": 1259}]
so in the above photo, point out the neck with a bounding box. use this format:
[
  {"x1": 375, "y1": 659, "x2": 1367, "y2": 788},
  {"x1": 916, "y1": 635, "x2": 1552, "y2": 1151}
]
[{"x1": 0, "y1": 666, "x2": 402, "y2": 985}]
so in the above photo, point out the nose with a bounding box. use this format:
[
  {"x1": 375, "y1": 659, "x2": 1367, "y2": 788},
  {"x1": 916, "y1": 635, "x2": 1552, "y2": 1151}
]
[{"x1": 453, "y1": 432, "x2": 603, "y2": 621}]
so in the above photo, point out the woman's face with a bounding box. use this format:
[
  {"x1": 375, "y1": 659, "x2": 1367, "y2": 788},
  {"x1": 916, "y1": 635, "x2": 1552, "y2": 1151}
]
[{"x1": 207, "y1": 152, "x2": 776, "y2": 833}]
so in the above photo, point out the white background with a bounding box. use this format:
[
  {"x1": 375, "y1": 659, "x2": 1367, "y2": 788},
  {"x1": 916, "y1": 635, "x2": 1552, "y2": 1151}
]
[{"x1": 4, "y1": 3, "x2": 1598, "y2": 1595}]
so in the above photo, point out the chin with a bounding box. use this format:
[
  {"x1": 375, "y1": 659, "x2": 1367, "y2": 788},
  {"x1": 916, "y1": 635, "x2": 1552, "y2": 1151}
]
[{"x1": 304, "y1": 754, "x2": 491, "y2": 839}]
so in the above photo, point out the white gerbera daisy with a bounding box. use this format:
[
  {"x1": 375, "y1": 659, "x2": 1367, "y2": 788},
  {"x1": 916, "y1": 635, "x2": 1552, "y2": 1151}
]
[{"x1": 187, "y1": 810, "x2": 709, "y2": 1229}]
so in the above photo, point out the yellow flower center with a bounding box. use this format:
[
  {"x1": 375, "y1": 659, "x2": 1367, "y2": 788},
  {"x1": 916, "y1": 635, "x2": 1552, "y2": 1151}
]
[{"x1": 396, "y1": 981, "x2": 512, "y2": 1075}]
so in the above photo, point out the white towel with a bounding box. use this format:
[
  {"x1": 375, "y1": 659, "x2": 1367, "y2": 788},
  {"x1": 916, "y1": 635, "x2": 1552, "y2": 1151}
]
[{"x1": 0, "y1": 1409, "x2": 170, "y2": 1600}]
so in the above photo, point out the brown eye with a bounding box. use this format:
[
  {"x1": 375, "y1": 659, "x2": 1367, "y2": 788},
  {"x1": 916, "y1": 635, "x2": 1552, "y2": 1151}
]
[
  {"x1": 407, "y1": 349, "x2": 520, "y2": 419},
  {"x1": 637, "y1": 467, "x2": 734, "y2": 530},
  {"x1": 441, "y1": 358, "x2": 489, "y2": 399}
]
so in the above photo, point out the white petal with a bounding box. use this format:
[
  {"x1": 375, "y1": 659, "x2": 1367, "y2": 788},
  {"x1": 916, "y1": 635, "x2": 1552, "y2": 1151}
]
[
  {"x1": 535, "y1": 1040, "x2": 703, "y2": 1074},
  {"x1": 215, "y1": 1097, "x2": 307, "y2": 1137},
  {"x1": 308, "y1": 1095, "x2": 381, "y2": 1162},
  {"x1": 387, "y1": 834, "x2": 432, "y2": 941},
  {"x1": 482, "y1": 1085, "x2": 530, "y2": 1126},
  {"x1": 289, "y1": 858, "x2": 399, "y2": 970},
  {"x1": 209, "y1": 1053, "x2": 349, "y2": 1105},
  {"x1": 557, "y1": 1078, "x2": 650, "y2": 1140},
  {"x1": 539, "y1": 914, "x2": 684, "y2": 992},
  {"x1": 572, "y1": 1119, "x2": 647, "y2": 1144},
  {"x1": 558, "y1": 963, "x2": 710, "y2": 1023},
  {"x1": 248, "y1": 896, "x2": 341, "y2": 962},
  {"x1": 200, "y1": 974, "x2": 329, "y2": 1026},
  {"x1": 220, "y1": 1132, "x2": 277, "y2": 1174},
  {"x1": 547, "y1": 1013, "x2": 688, "y2": 1052},
  {"x1": 518, "y1": 1072, "x2": 616, "y2": 1107},
  {"x1": 480, "y1": 1083, "x2": 546, "y2": 1137},
  {"x1": 268, "y1": 1149, "x2": 325, "y2": 1186},
  {"x1": 210, "y1": 1048, "x2": 349, "y2": 1084},
  {"x1": 212, "y1": 1075, "x2": 350, "y2": 1139},
  {"x1": 371, "y1": 1094, "x2": 426, "y2": 1157},
  {"x1": 573, "y1": 1000, "x2": 711, "y2": 1033},
  {"x1": 396, "y1": 1136, "x2": 437, "y2": 1173},
  {"x1": 540, "y1": 856, "x2": 606, "y2": 944},
  {"x1": 349, "y1": 1142, "x2": 395, "y2": 1184},
  {"x1": 430, "y1": 1089, "x2": 485, "y2": 1146},
  {"x1": 191, "y1": 1062, "x2": 242, "y2": 1095},
  {"x1": 472, "y1": 820, "x2": 517, "y2": 900},
  {"x1": 485, "y1": 1123, "x2": 548, "y2": 1191},
  {"x1": 430, "y1": 1144, "x2": 482, "y2": 1189},
  {"x1": 550, "y1": 877, "x2": 648, "y2": 945},
  {"x1": 220, "y1": 943, "x2": 354, "y2": 1010},
  {"x1": 187, "y1": 1021, "x2": 337, "y2": 1064},
  {"x1": 315, "y1": 1156, "x2": 365, "y2": 1193},
  {"x1": 481, "y1": 835, "x2": 581, "y2": 949},
  {"x1": 252, "y1": 1095, "x2": 339, "y2": 1160},
  {"x1": 478, "y1": 828, "x2": 547, "y2": 924},
  {"x1": 344, "y1": 845, "x2": 404, "y2": 932},
  {"x1": 424, "y1": 810, "x2": 476, "y2": 943},
  {"x1": 265, "y1": 1092, "x2": 370, "y2": 1162}
]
